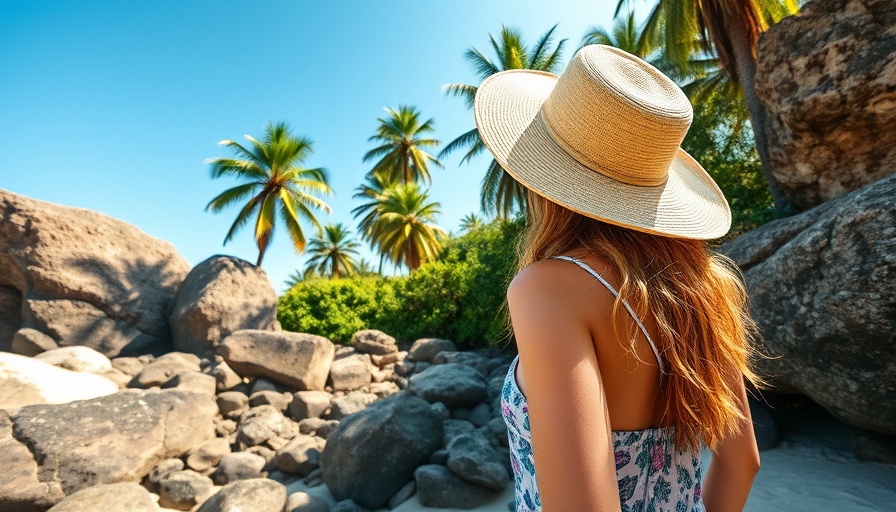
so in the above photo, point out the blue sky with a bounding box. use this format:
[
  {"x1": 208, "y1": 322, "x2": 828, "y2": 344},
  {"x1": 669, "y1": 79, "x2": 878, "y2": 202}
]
[{"x1": 1, "y1": 0, "x2": 616, "y2": 294}]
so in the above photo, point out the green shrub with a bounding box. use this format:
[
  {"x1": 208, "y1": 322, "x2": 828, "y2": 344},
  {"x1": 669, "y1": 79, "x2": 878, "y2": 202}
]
[
  {"x1": 277, "y1": 276, "x2": 400, "y2": 343},
  {"x1": 277, "y1": 218, "x2": 524, "y2": 348},
  {"x1": 682, "y1": 87, "x2": 779, "y2": 237}
]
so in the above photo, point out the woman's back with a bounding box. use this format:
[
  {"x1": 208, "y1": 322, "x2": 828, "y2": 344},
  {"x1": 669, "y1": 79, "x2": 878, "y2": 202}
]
[{"x1": 501, "y1": 255, "x2": 705, "y2": 511}]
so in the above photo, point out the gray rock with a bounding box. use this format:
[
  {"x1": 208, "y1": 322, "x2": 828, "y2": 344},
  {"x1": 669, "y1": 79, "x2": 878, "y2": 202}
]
[
  {"x1": 236, "y1": 406, "x2": 297, "y2": 449},
  {"x1": 285, "y1": 491, "x2": 330, "y2": 512},
  {"x1": 169, "y1": 255, "x2": 279, "y2": 356},
  {"x1": 442, "y1": 419, "x2": 477, "y2": 446},
  {"x1": 276, "y1": 434, "x2": 323, "y2": 476},
  {"x1": 368, "y1": 381, "x2": 400, "y2": 399},
  {"x1": 185, "y1": 437, "x2": 231, "y2": 472},
  {"x1": 0, "y1": 389, "x2": 215, "y2": 508},
  {"x1": 288, "y1": 391, "x2": 332, "y2": 421},
  {"x1": 332, "y1": 500, "x2": 365, "y2": 512},
  {"x1": 110, "y1": 356, "x2": 146, "y2": 377},
  {"x1": 47, "y1": 482, "x2": 156, "y2": 512},
  {"x1": 158, "y1": 469, "x2": 214, "y2": 510},
  {"x1": 197, "y1": 478, "x2": 286, "y2": 512},
  {"x1": 407, "y1": 338, "x2": 456, "y2": 363},
  {"x1": 433, "y1": 351, "x2": 489, "y2": 377},
  {"x1": 147, "y1": 458, "x2": 186, "y2": 488},
  {"x1": 162, "y1": 370, "x2": 218, "y2": 395},
  {"x1": 130, "y1": 352, "x2": 201, "y2": 388},
  {"x1": 208, "y1": 359, "x2": 244, "y2": 391},
  {"x1": 0, "y1": 189, "x2": 189, "y2": 357},
  {"x1": 446, "y1": 432, "x2": 510, "y2": 490},
  {"x1": 219, "y1": 330, "x2": 335, "y2": 391},
  {"x1": 0, "y1": 353, "x2": 119, "y2": 411},
  {"x1": 250, "y1": 377, "x2": 284, "y2": 395},
  {"x1": 333, "y1": 345, "x2": 356, "y2": 360},
  {"x1": 408, "y1": 363, "x2": 488, "y2": 407},
  {"x1": 328, "y1": 353, "x2": 372, "y2": 391},
  {"x1": 428, "y1": 449, "x2": 449, "y2": 465},
  {"x1": 217, "y1": 391, "x2": 250, "y2": 418},
  {"x1": 754, "y1": 0, "x2": 896, "y2": 210},
  {"x1": 393, "y1": 361, "x2": 415, "y2": 377},
  {"x1": 11, "y1": 327, "x2": 59, "y2": 356},
  {"x1": 249, "y1": 390, "x2": 292, "y2": 411},
  {"x1": 324, "y1": 393, "x2": 378, "y2": 421},
  {"x1": 321, "y1": 392, "x2": 443, "y2": 509},
  {"x1": 352, "y1": 329, "x2": 398, "y2": 355},
  {"x1": 212, "y1": 452, "x2": 267, "y2": 485},
  {"x1": 430, "y1": 402, "x2": 450, "y2": 421},
  {"x1": 414, "y1": 464, "x2": 496, "y2": 509},
  {"x1": 468, "y1": 401, "x2": 492, "y2": 427},
  {"x1": 721, "y1": 174, "x2": 896, "y2": 434},
  {"x1": 388, "y1": 480, "x2": 416, "y2": 509},
  {"x1": 0, "y1": 410, "x2": 65, "y2": 510},
  {"x1": 488, "y1": 417, "x2": 509, "y2": 446},
  {"x1": 33, "y1": 346, "x2": 112, "y2": 374}
]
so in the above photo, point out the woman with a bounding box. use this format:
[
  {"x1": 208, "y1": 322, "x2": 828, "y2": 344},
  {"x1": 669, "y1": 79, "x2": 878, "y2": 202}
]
[{"x1": 473, "y1": 45, "x2": 763, "y2": 511}]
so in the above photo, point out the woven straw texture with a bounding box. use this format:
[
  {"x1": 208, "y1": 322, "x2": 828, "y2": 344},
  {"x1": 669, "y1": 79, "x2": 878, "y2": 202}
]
[{"x1": 473, "y1": 44, "x2": 731, "y2": 240}]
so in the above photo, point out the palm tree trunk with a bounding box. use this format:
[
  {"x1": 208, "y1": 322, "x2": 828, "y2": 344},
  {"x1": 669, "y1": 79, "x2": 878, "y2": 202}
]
[
  {"x1": 256, "y1": 241, "x2": 268, "y2": 267},
  {"x1": 726, "y1": 16, "x2": 794, "y2": 213}
]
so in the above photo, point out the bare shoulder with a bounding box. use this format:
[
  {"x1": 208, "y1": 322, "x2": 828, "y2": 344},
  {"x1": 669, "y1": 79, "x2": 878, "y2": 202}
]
[{"x1": 507, "y1": 255, "x2": 616, "y2": 307}]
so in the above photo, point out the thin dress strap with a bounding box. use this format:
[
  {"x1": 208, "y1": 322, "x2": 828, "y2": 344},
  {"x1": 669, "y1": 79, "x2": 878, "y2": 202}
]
[{"x1": 551, "y1": 255, "x2": 667, "y2": 375}]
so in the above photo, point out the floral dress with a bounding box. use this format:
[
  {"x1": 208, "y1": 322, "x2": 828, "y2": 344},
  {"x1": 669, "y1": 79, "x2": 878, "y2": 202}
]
[{"x1": 501, "y1": 256, "x2": 705, "y2": 511}]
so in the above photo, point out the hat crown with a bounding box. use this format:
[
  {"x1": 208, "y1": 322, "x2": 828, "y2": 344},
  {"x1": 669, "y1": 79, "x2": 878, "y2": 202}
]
[{"x1": 541, "y1": 45, "x2": 693, "y2": 187}]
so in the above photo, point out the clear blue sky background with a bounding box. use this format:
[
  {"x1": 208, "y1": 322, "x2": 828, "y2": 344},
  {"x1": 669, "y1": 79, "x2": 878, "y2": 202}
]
[{"x1": 1, "y1": 0, "x2": 616, "y2": 294}]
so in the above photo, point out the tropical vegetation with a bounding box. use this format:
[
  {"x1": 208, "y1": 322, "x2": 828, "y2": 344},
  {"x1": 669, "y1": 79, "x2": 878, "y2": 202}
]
[
  {"x1": 441, "y1": 25, "x2": 567, "y2": 217},
  {"x1": 204, "y1": 121, "x2": 332, "y2": 267},
  {"x1": 613, "y1": 0, "x2": 800, "y2": 211},
  {"x1": 303, "y1": 223, "x2": 362, "y2": 279},
  {"x1": 363, "y1": 105, "x2": 442, "y2": 185}
]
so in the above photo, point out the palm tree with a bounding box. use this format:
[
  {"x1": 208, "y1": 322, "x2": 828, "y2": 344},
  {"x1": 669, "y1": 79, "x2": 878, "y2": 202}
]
[
  {"x1": 284, "y1": 267, "x2": 320, "y2": 288},
  {"x1": 205, "y1": 121, "x2": 332, "y2": 267},
  {"x1": 614, "y1": 0, "x2": 799, "y2": 211},
  {"x1": 351, "y1": 173, "x2": 390, "y2": 241},
  {"x1": 441, "y1": 25, "x2": 567, "y2": 217},
  {"x1": 363, "y1": 105, "x2": 443, "y2": 185},
  {"x1": 459, "y1": 212, "x2": 483, "y2": 232},
  {"x1": 583, "y1": 12, "x2": 749, "y2": 151},
  {"x1": 303, "y1": 223, "x2": 362, "y2": 279},
  {"x1": 367, "y1": 183, "x2": 446, "y2": 271}
]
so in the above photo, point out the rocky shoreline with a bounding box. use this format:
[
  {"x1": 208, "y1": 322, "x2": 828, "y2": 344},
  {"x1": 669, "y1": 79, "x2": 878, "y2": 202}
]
[
  {"x1": 1, "y1": 331, "x2": 517, "y2": 511},
  {"x1": 0, "y1": 330, "x2": 512, "y2": 512}
]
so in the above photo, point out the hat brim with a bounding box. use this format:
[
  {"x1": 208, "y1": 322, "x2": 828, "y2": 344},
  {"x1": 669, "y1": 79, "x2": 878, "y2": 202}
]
[{"x1": 473, "y1": 69, "x2": 732, "y2": 240}]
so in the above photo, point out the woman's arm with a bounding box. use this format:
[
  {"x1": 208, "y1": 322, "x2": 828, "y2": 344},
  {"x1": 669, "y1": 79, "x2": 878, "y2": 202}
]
[
  {"x1": 507, "y1": 262, "x2": 622, "y2": 511},
  {"x1": 701, "y1": 371, "x2": 761, "y2": 511}
]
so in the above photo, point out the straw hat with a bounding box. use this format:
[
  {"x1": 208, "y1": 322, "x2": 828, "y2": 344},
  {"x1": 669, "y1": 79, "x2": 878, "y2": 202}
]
[{"x1": 473, "y1": 44, "x2": 731, "y2": 239}]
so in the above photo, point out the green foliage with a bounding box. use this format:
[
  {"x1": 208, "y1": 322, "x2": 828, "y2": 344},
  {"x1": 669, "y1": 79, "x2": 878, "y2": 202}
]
[
  {"x1": 681, "y1": 87, "x2": 778, "y2": 237},
  {"x1": 277, "y1": 276, "x2": 400, "y2": 344},
  {"x1": 277, "y1": 218, "x2": 524, "y2": 347}
]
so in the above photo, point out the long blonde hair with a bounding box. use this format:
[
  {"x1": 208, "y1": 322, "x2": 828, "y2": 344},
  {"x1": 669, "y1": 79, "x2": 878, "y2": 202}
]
[{"x1": 515, "y1": 191, "x2": 765, "y2": 451}]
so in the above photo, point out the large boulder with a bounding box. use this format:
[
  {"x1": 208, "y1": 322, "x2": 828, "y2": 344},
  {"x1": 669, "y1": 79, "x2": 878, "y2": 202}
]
[
  {"x1": 721, "y1": 174, "x2": 896, "y2": 435},
  {"x1": 0, "y1": 352, "x2": 119, "y2": 411},
  {"x1": 0, "y1": 189, "x2": 190, "y2": 357},
  {"x1": 320, "y1": 391, "x2": 443, "y2": 509},
  {"x1": 0, "y1": 389, "x2": 216, "y2": 510},
  {"x1": 408, "y1": 363, "x2": 488, "y2": 407},
  {"x1": 754, "y1": 0, "x2": 896, "y2": 210},
  {"x1": 169, "y1": 255, "x2": 279, "y2": 356},
  {"x1": 219, "y1": 330, "x2": 335, "y2": 391}
]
